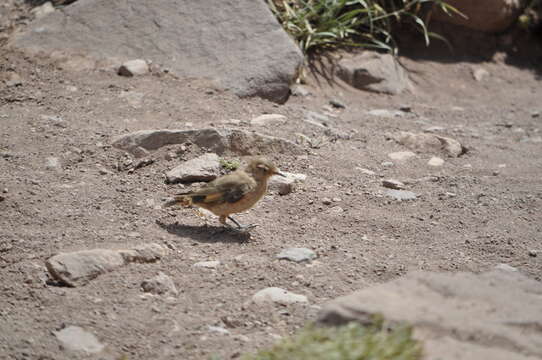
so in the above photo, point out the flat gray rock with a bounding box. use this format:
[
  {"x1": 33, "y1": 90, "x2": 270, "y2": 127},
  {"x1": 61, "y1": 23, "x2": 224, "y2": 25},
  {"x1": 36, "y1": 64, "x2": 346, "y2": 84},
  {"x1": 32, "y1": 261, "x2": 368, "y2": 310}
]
[
  {"x1": 166, "y1": 153, "x2": 221, "y2": 184},
  {"x1": 385, "y1": 189, "x2": 417, "y2": 201},
  {"x1": 54, "y1": 326, "x2": 104, "y2": 354},
  {"x1": 277, "y1": 247, "x2": 316, "y2": 263},
  {"x1": 10, "y1": 0, "x2": 302, "y2": 103},
  {"x1": 337, "y1": 52, "x2": 411, "y2": 95},
  {"x1": 318, "y1": 270, "x2": 542, "y2": 360},
  {"x1": 252, "y1": 287, "x2": 308, "y2": 305},
  {"x1": 387, "y1": 151, "x2": 416, "y2": 162},
  {"x1": 46, "y1": 243, "x2": 167, "y2": 286},
  {"x1": 112, "y1": 128, "x2": 303, "y2": 157}
]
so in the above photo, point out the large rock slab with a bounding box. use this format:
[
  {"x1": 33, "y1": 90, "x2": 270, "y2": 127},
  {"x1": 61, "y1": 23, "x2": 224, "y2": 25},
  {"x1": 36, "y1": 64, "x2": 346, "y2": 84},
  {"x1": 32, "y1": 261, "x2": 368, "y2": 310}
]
[
  {"x1": 166, "y1": 153, "x2": 221, "y2": 184},
  {"x1": 433, "y1": 0, "x2": 523, "y2": 33},
  {"x1": 336, "y1": 52, "x2": 411, "y2": 95},
  {"x1": 318, "y1": 270, "x2": 542, "y2": 360},
  {"x1": 112, "y1": 128, "x2": 303, "y2": 157},
  {"x1": 46, "y1": 243, "x2": 167, "y2": 286},
  {"x1": 10, "y1": 0, "x2": 303, "y2": 103}
]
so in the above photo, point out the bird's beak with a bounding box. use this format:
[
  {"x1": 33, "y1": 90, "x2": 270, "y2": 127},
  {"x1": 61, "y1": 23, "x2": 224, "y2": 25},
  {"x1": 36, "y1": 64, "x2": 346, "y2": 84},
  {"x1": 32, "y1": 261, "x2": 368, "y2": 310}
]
[{"x1": 275, "y1": 170, "x2": 286, "y2": 177}]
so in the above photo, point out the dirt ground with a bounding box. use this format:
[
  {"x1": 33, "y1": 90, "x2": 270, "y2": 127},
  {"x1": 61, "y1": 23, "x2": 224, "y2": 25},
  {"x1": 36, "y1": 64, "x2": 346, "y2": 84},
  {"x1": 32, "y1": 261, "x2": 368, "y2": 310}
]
[{"x1": 1, "y1": 4, "x2": 542, "y2": 360}]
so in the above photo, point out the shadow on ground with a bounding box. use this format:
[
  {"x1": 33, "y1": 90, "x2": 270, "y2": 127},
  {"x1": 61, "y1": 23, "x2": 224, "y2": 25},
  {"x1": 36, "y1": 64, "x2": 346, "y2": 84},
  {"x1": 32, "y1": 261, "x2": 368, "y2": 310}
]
[{"x1": 156, "y1": 220, "x2": 251, "y2": 244}]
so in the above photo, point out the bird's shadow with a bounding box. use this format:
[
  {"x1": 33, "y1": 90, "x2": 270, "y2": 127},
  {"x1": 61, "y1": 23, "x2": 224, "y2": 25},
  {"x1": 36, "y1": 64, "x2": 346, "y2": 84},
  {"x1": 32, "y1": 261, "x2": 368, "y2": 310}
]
[{"x1": 156, "y1": 220, "x2": 251, "y2": 244}]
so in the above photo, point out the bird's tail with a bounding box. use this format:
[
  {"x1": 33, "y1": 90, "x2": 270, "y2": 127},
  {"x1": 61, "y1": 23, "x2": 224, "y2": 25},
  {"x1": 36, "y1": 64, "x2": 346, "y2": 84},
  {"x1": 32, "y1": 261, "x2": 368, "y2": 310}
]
[{"x1": 162, "y1": 195, "x2": 192, "y2": 208}]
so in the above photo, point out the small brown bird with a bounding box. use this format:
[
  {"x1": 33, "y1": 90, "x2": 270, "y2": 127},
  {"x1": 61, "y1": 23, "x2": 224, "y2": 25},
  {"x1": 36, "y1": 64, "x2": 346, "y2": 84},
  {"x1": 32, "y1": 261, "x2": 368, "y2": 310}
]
[{"x1": 164, "y1": 158, "x2": 285, "y2": 230}]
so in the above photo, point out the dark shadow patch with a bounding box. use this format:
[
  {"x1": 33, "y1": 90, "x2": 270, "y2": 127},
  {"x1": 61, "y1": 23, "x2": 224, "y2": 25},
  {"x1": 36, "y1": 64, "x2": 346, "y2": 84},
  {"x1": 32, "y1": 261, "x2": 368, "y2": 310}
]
[{"x1": 155, "y1": 220, "x2": 251, "y2": 244}]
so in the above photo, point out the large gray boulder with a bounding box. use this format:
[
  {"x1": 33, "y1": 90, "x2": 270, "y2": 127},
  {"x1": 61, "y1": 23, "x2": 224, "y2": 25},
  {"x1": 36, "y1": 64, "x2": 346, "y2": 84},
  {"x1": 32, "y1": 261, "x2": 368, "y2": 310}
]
[
  {"x1": 318, "y1": 270, "x2": 542, "y2": 360},
  {"x1": 10, "y1": 0, "x2": 303, "y2": 103}
]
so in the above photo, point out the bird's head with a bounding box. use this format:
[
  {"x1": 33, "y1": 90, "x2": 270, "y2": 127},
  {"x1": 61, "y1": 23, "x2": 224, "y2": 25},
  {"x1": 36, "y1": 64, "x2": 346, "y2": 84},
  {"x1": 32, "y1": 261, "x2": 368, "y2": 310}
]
[{"x1": 246, "y1": 158, "x2": 285, "y2": 180}]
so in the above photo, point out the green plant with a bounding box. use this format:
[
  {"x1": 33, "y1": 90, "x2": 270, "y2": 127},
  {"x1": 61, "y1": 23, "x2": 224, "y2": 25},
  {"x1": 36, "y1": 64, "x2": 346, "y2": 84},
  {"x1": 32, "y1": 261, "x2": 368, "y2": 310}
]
[
  {"x1": 219, "y1": 158, "x2": 241, "y2": 171},
  {"x1": 241, "y1": 321, "x2": 423, "y2": 360},
  {"x1": 268, "y1": 0, "x2": 462, "y2": 54}
]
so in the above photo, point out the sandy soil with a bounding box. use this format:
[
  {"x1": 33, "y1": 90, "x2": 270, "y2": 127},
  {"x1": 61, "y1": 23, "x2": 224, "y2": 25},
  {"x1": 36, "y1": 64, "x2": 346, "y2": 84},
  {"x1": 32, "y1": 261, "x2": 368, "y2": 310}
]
[{"x1": 1, "y1": 3, "x2": 541, "y2": 360}]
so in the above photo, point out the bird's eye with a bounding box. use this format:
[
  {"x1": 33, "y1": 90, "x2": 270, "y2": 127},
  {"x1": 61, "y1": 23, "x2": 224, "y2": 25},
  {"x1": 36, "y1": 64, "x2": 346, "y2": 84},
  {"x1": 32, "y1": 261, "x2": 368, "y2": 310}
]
[{"x1": 257, "y1": 164, "x2": 269, "y2": 172}]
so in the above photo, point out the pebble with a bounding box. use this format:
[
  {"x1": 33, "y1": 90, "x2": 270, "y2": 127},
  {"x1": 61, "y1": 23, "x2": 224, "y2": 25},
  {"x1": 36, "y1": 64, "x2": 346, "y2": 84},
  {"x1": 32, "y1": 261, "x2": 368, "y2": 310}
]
[
  {"x1": 322, "y1": 197, "x2": 332, "y2": 205},
  {"x1": 388, "y1": 151, "x2": 416, "y2": 162},
  {"x1": 495, "y1": 263, "x2": 518, "y2": 272},
  {"x1": 118, "y1": 59, "x2": 149, "y2": 76},
  {"x1": 332, "y1": 197, "x2": 342, "y2": 202},
  {"x1": 472, "y1": 67, "x2": 489, "y2": 82},
  {"x1": 357, "y1": 167, "x2": 376, "y2": 175},
  {"x1": 141, "y1": 272, "x2": 178, "y2": 296},
  {"x1": 424, "y1": 126, "x2": 446, "y2": 133},
  {"x1": 385, "y1": 189, "x2": 417, "y2": 201},
  {"x1": 528, "y1": 250, "x2": 538, "y2": 258},
  {"x1": 54, "y1": 326, "x2": 104, "y2": 354},
  {"x1": 277, "y1": 248, "x2": 317, "y2": 263},
  {"x1": 193, "y1": 260, "x2": 221, "y2": 269},
  {"x1": 252, "y1": 287, "x2": 308, "y2": 305},
  {"x1": 250, "y1": 114, "x2": 287, "y2": 126},
  {"x1": 382, "y1": 179, "x2": 405, "y2": 190},
  {"x1": 291, "y1": 85, "x2": 311, "y2": 97},
  {"x1": 381, "y1": 161, "x2": 394, "y2": 167},
  {"x1": 5, "y1": 72, "x2": 23, "y2": 87},
  {"x1": 45, "y1": 157, "x2": 61, "y2": 171},
  {"x1": 368, "y1": 109, "x2": 406, "y2": 118},
  {"x1": 329, "y1": 99, "x2": 346, "y2": 109},
  {"x1": 208, "y1": 326, "x2": 230, "y2": 335},
  {"x1": 427, "y1": 157, "x2": 444, "y2": 167}
]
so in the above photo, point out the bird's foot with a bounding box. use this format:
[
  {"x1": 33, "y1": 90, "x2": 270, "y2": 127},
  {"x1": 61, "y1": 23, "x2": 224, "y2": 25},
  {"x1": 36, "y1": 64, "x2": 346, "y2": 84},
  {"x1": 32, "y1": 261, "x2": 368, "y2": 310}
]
[{"x1": 226, "y1": 216, "x2": 257, "y2": 232}]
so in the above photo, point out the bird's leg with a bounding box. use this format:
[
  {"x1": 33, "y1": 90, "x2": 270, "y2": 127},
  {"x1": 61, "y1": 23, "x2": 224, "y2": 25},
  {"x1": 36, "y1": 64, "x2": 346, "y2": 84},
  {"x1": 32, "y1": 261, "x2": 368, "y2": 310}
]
[{"x1": 227, "y1": 216, "x2": 257, "y2": 231}]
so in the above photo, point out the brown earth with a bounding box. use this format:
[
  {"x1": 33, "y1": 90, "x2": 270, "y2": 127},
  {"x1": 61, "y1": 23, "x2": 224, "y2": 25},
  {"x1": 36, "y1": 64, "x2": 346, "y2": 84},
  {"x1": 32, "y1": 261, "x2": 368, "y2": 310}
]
[{"x1": 1, "y1": 3, "x2": 542, "y2": 360}]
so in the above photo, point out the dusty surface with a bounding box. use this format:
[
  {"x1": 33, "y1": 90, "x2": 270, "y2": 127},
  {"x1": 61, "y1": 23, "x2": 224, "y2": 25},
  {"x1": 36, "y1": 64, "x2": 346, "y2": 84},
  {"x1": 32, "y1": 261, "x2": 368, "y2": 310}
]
[{"x1": 1, "y1": 3, "x2": 542, "y2": 360}]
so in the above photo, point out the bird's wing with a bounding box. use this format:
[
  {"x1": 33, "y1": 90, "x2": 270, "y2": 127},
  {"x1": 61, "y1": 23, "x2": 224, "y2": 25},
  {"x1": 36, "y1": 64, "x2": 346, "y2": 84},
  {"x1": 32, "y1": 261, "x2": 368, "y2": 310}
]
[{"x1": 176, "y1": 172, "x2": 256, "y2": 205}]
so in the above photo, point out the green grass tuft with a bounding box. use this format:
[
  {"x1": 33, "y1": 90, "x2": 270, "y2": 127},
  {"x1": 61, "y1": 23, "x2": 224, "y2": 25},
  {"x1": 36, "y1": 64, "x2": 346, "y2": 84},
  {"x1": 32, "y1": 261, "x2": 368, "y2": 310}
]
[
  {"x1": 241, "y1": 321, "x2": 423, "y2": 360},
  {"x1": 268, "y1": 0, "x2": 462, "y2": 54}
]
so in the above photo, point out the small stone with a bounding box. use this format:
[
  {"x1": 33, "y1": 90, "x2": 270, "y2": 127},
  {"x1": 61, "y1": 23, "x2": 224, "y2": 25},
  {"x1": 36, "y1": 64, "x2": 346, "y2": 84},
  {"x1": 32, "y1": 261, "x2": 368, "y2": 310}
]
[
  {"x1": 31, "y1": 2, "x2": 55, "y2": 19},
  {"x1": 250, "y1": 114, "x2": 287, "y2": 126},
  {"x1": 357, "y1": 168, "x2": 376, "y2": 176},
  {"x1": 208, "y1": 326, "x2": 230, "y2": 335},
  {"x1": 385, "y1": 189, "x2": 417, "y2": 201},
  {"x1": 45, "y1": 157, "x2": 61, "y2": 171},
  {"x1": 472, "y1": 67, "x2": 489, "y2": 82},
  {"x1": 327, "y1": 206, "x2": 344, "y2": 215},
  {"x1": 382, "y1": 179, "x2": 405, "y2": 190},
  {"x1": 528, "y1": 250, "x2": 538, "y2": 257},
  {"x1": 96, "y1": 164, "x2": 113, "y2": 175},
  {"x1": 252, "y1": 287, "x2": 308, "y2": 305},
  {"x1": 531, "y1": 111, "x2": 540, "y2": 118},
  {"x1": 427, "y1": 157, "x2": 444, "y2": 167},
  {"x1": 268, "y1": 172, "x2": 306, "y2": 195},
  {"x1": 277, "y1": 248, "x2": 317, "y2": 263},
  {"x1": 329, "y1": 99, "x2": 346, "y2": 109},
  {"x1": 291, "y1": 85, "x2": 311, "y2": 97},
  {"x1": 332, "y1": 197, "x2": 342, "y2": 202},
  {"x1": 5, "y1": 72, "x2": 23, "y2": 87},
  {"x1": 194, "y1": 260, "x2": 221, "y2": 269},
  {"x1": 392, "y1": 131, "x2": 465, "y2": 157},
  {"x1": 368, "y1": 109, "x2": 406, "y2": 118},
  {"x1": 141, "y1": 272, "x2": 178, "y2": 296},
  {"x1": 381, "y1": 161, "x2": 394, "y2": 167},
  {"x1": 118, "y1": 59, "x2": 149, "y2": 77},
  {"x1": 495, "y1": 263, "x2": 518, "y2": 272},
  {"x1": 54, "y1": 326, "x2": 104, "y2": 354},
  {"x1": 322, "y1": 197, "x2": 332, "y2": 205},
  {"x1": 424, "y1": 126, "x2": 446, "y2": 133},
  {"x1": 388, "y1": 151, "x2": 416, "y2": 162}
]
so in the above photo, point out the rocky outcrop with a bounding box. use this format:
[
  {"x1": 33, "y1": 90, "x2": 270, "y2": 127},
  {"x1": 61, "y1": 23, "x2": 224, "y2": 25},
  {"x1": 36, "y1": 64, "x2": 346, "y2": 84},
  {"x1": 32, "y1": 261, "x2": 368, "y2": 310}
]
[
  {"x1": 319, "y1": 270, "x2": 542, "y2": 360},
  {"x1": 10, "y1": 0, "x2": 303, "y2": 103}
]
